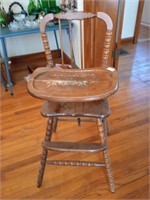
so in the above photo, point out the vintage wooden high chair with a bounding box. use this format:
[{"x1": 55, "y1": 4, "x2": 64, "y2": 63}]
[{"x1": 27, "y1": 11, "x2": 118, "y2": 193}]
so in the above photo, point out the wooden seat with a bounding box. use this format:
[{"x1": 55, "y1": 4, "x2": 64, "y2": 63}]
[
  {"x1": 41, "y1": 99, "x2": 110, "y2": 118},
  {"x1": 27, "y1": 11, "x2": 119, "y2": 193}
]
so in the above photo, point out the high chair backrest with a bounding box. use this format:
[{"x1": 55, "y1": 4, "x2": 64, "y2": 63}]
[{"x1": 40, "y1": 11, "x2": 113, "y2": 69}]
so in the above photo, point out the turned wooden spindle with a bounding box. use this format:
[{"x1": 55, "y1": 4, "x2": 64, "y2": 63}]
[
  {"x1": 46, "y1": 160, "x2": 105, "y2": 167},
  {"x1": 97, "y1": 118, "x2": 115, "y2": 193},
  {"x1": 102, "y1": 30, "x2": 112, "y2": 66},
  {"x1": 97, "y1": 12, "x2": 113, "y2": 66},
  {"x1": 37, "y1": 118, "x2": 54, "y2": 187},
  {"x1": 41, "y1": 32, "x2": 54, "y2": 68},
  {"x1": 40, "y1": 14, "x2": 54, "y2": 68},
  {"x1": 103, "y1": 149, "x2": 115, "y2": 193}
]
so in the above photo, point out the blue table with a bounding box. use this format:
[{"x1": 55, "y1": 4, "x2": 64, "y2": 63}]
[{"x1": 0, "y1": 20, "x2": 69, "y2": 95}]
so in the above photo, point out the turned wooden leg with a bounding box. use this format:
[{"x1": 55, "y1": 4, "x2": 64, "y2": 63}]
[
  {"x1": 52, "y1": 117, "x2": 58, "y2": 133},
  {"x1": 37, "y1": 118, "x2": 54, "y2": 187},
  {"x1": 97, "y1": 118, "x2": 115, "y2": 193},
  {"x1": 102, "y1": 119, "x2": 109, "y2": 133},
  {"x1": 103, "y1": 148, "x2": 115, "y2": 193},
  {"x1": 105, "y1": 119, "x2": 109, "y2": 133}
]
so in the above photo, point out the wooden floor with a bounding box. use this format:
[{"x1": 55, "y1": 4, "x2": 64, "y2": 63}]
[{"x1": 0, "y1": 26, "x2": 150, "y2": 199}]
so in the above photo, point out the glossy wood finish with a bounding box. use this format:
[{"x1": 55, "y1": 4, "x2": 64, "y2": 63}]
[
  {"x1": 42, "y1": 141, "x2": 106, "y2": 153},
  {"x1": 41, "y1": 99, "x2": 110, "y2": 118},
  {"x1": 28, "y1": 12, "x2": 116, "y2": 103},
  {"x1": 0, "y1": 27, "x2": 149, "y2": 198},
  {"x1": 37, "y1": 117, "x2": 54, "y2": 187},
  {"x1": 55, "y1": 12, "x2": 96, "y2": 20},
  {"x1": 27, "y1": 11, "x2": 117, "y2": 192},
  {"x1": 133, "y1": 0, "x2": 145, "y2": 43},
  {"x1": 28, "y1": 67, "x2": 118, "y2": 102},
  {"x1": 40, "y1": 11, "x2": 113, "y2": 69},
  {"x1": 46, "y1": 160, "x2": 105, "y2": 167},
  {"x1": 84, "y1": 0, "x2": 125, "y2": 68},
  {"x1": 97, "y1": 12, "x2": 113, "y2": 66}
]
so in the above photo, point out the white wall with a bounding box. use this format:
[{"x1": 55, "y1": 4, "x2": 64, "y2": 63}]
[
  {"x1": 141, "y1": 0, "x2": 150, "y2": 27},
  {"x1": 0, "y1": 0, "x2": 59, "y2": 57},
  {"x1": 121, "y1": 0, "x2": 139, "y2": 39}
]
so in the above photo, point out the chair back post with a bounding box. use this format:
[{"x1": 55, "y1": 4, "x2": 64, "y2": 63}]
[
  {"x1": 97, "y1": 12, "x2": 113, "y2": 66},
  {"x1": 40, "y1": 14, "x2": 54, "y2": 68}
]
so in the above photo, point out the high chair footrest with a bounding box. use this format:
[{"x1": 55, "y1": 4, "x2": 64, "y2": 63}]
[
  {"x1": 46, "y1": 160, "x2": 106, "y2": 167},
  {"x1": 42, "y1": 141, "x2": 106, "y2": 153}
]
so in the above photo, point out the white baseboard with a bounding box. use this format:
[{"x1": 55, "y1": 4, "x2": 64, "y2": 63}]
[{"x1": 141, "y1": 22, "x2": 150, "y2": 28}]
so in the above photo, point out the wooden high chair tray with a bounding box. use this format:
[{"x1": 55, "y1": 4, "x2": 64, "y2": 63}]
[{"x1": 27, "y1": 67, "x2": 118, "y2": 102}]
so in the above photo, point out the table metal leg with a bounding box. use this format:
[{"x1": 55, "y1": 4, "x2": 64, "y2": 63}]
[
  {"x1": 0, "y1": 69, "x2": 8, "y2": 91},
  {"x1": 1, "y1": 38, "x2": 13, "y2": 95}
]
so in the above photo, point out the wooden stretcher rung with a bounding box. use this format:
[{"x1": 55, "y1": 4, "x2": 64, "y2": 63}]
[{"x1": 46, "y1": 160, "x2": 106, "y2": 167}]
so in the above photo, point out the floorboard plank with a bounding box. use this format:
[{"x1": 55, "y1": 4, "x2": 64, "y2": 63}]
[{"x1": 0, "y1": 25, "x2": 149, "y2": 199}]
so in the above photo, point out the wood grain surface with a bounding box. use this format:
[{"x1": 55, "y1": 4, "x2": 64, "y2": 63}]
[{"x1": 0, "y1": 27, "x2": 149, "y2": 199}]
